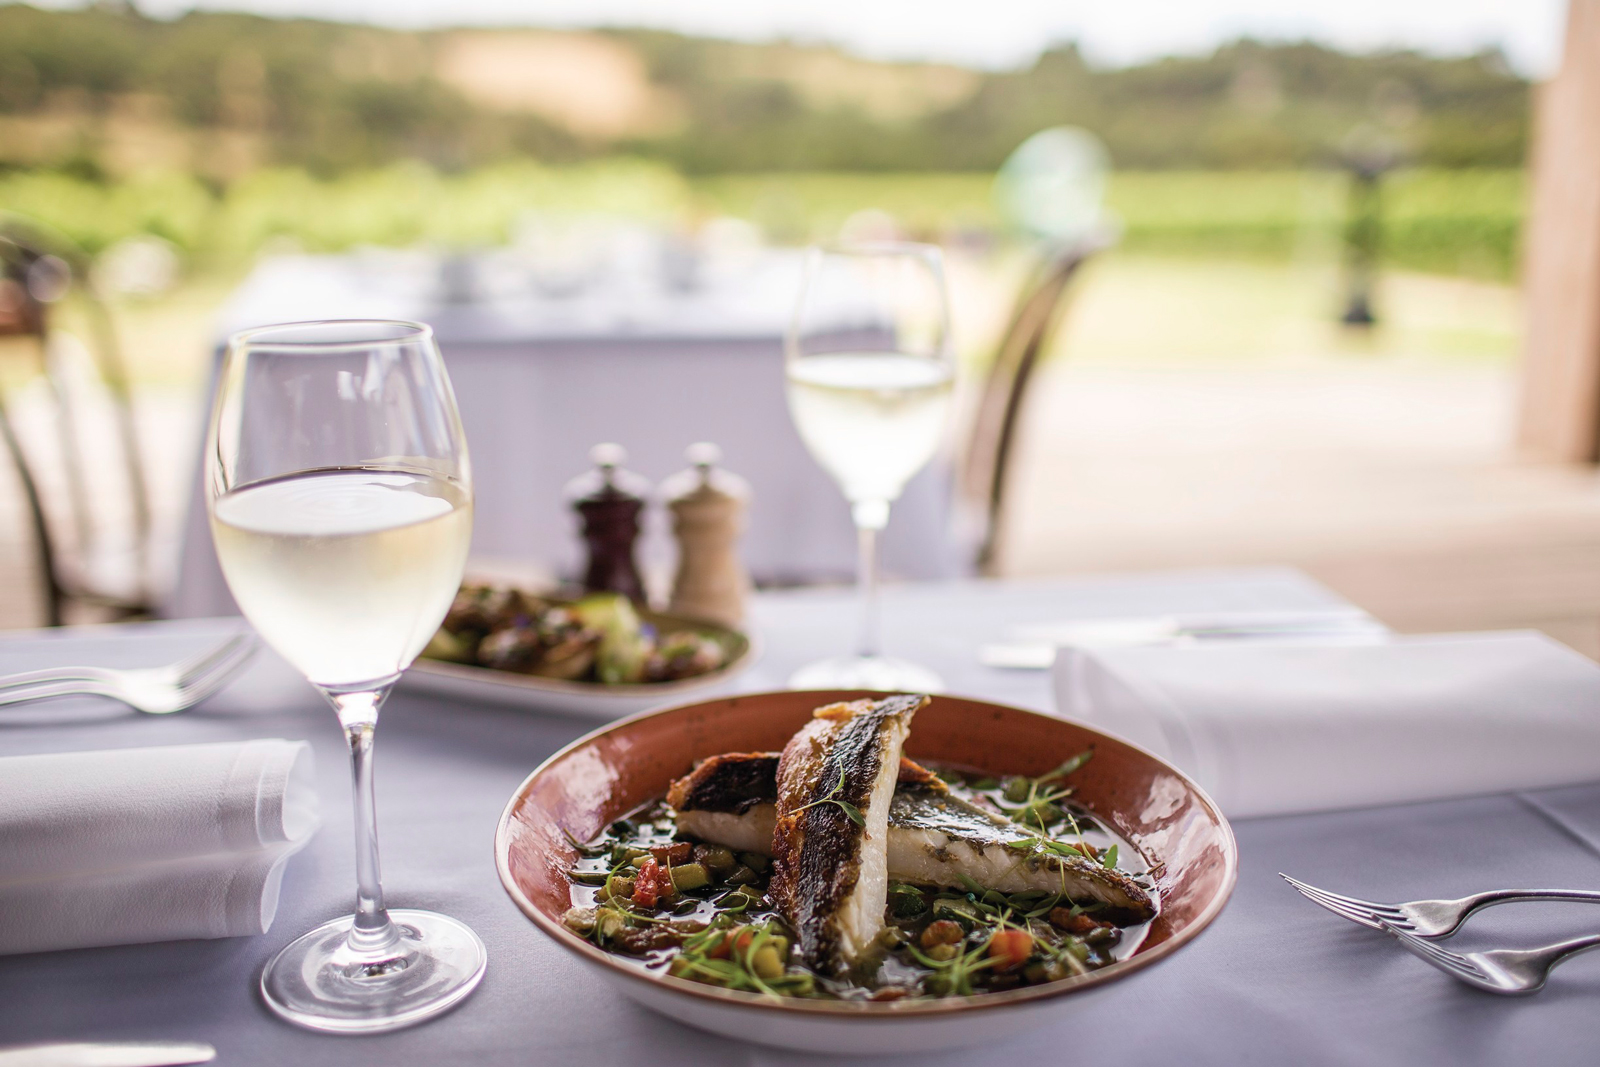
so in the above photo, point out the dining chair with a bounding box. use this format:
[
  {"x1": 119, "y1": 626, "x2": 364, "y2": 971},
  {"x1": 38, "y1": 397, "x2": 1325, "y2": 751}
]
[
  {"x1": 961, "y1": 226, "x2": 1115, "y2": 575},
  {"x1": 0, "y1": 218, "x2": 154, "y2": 626}
]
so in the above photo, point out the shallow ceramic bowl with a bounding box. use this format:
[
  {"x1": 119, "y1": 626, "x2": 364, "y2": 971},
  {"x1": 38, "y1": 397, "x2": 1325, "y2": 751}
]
[{"x1": 494, "y1": 691, "x2": 1236, "y2": 1054}]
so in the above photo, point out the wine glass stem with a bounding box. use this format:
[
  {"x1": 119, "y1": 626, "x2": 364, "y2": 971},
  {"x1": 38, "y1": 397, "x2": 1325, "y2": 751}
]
[
  {"x1": 852, "y1": 500, "x2": 890, "y2": 660},
  {"x1": 329, "y1": 685, "x2": 401, "y2": 959}
]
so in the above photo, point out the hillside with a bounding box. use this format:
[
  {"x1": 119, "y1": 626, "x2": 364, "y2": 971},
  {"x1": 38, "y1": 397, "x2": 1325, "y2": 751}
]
[{"x1": 0, "y1": 4, "x2": 1530, "y2": 179}]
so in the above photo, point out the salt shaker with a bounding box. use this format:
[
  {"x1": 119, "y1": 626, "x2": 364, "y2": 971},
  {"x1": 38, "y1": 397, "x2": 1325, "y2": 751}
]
[
  {"x1": 566, "y1": 443, "x2": 649, "y2": 603},
  {"x1": 662, "y1": 443, "x2": 751, "y2": 628}
]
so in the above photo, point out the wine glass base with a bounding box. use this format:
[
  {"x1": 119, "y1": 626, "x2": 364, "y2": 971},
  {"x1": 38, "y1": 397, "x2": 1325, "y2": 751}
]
[
  {"x1": 787, "y1": 655, "x2": 944, "y2": 693},
  {"x1": 260, "y1": 909, "x2": 486, "y2": 1034}
]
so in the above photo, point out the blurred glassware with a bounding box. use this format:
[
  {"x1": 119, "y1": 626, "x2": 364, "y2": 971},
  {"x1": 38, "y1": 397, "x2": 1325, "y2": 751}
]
[
  {"x1": 994, "y1": 126, "x2": 1111, "y2": 247},
  {"x1": 513, "y1": 213, "x2": 618, "y2": 298},
  {"x1": 784, "y1": 242, "x2": 954, "y2": 691},
  {"x1": 92, "y1": 236, "x2": 179, "y2": 298}
]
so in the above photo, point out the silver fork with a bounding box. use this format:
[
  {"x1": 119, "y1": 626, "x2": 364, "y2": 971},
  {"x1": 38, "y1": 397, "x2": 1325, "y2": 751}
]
[
  {"x1": 1280, "y1": 873, "x2": 1600, "y2": 938},
  {"x1": 0, "y1": 634, "x2": 258, "y2": 715},
  {"x1": 1378, "y1": 919, "x2": 1600, "y2": 995}
]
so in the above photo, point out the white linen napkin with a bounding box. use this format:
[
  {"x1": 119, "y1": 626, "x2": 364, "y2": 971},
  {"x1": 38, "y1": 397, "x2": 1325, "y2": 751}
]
[
  {"x1": 0, "y1": 739, "x2": 318, "y2": 954},
  {"x1": 1053, "y1": 631, "x2": 1600, "y2": 818}
]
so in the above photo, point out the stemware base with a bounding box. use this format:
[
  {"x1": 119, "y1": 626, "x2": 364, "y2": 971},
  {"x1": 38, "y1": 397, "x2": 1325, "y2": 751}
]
[
  {"x1": 260, "y1": 909, "x2": 486, "y2": 1034},
  {"x1": 787, "y1": 654, "x2": 944, "y2": 693}
]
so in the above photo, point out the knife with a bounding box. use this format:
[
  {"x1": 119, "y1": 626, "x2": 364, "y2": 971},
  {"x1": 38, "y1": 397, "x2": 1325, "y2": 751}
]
[{"x1": 0, "y1": 1043, "x2": 216, "y2": 1067}]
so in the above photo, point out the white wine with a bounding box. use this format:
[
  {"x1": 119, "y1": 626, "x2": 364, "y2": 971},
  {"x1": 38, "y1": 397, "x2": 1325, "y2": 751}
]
[
  {"x1": 212, "y1": 468, "x2": 472, "y2": 687},
  {"x1": 786, "y1": 353, "x2": 954, "y2": 504}
]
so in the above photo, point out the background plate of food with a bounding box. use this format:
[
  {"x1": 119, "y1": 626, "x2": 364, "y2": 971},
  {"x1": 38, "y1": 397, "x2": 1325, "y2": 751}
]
[
  {"x1": 495, "y1": 690, "x2": 1237, "y2": 1054},
  {"x1": 402, "y1": 583, "x2": 754, "y2": 717}
]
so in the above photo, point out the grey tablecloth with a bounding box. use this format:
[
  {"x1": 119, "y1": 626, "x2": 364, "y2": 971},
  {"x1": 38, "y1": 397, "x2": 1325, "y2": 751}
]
[
  {"x1": 165, "y1": 252, "x2": 966, "y2": 618},
  {"x1": 4, "y1": 566, "x2": 1600, "y2": 1066}
]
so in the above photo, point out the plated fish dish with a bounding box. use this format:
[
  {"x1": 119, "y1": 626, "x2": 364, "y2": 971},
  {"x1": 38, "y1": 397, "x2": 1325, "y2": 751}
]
[{"x1": 560, "y1": 695, "x2": 1159, "y2": 1000}]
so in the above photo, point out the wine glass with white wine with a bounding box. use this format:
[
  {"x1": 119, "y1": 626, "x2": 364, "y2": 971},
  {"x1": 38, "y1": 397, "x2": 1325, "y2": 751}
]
[
  {"x1": 207, "y1": 320, "x2": 483, "y2": 1032},
  {"x1": 785, "y1": 242, "x2": 955, "y2": 691}
]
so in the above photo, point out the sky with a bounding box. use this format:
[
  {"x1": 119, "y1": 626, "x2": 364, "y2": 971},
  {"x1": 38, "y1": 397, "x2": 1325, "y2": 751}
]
[{"x1": 60, "y1": 0, "x2": 1572, "y2": 77}]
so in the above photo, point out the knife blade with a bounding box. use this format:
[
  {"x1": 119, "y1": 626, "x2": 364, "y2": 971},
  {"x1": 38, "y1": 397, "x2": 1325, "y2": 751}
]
[{"x1": 0, "y1": 1043, "x2": 217, "y2": 1067}]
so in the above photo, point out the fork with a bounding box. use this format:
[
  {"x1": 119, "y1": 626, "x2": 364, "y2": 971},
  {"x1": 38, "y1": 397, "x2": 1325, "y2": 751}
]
[
  {"x1": 1378, "y1": 919, "x2": 1600, "y2": 995},
  {"x1": 1280, "y1": 873, "x2": 1600, "y2": 938},
  {"x1": 0, "y1": 634, "x2": 258, "y2": 715}
]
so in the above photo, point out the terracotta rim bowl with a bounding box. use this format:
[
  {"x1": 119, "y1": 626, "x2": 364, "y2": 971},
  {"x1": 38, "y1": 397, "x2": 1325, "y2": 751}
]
[{"x1": 494, "y1": 690, "x2": 1237, "y2": 1019}]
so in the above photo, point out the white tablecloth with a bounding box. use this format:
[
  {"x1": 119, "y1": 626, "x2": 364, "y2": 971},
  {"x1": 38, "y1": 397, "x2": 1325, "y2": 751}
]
[
  {"x1": 7, "y1": 567, "x2": 1600, "y2": 1066},
  {"x1": 166, "y1": 252, "x2": 968, "y2": 618}
]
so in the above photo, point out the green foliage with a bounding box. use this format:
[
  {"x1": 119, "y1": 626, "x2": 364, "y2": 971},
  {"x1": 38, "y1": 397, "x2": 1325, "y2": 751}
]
[
  {"x1": 0, "y1": 7, "x2": 1530, "y2": 177},
  {"x1": 0, "y1": 163, "x2": 1523, "y2": 280}
]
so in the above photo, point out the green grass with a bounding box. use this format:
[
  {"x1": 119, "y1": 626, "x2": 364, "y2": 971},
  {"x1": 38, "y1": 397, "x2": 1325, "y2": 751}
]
[{"x1": 0, "y1": 163, "x2": 1524, "y2": 281}]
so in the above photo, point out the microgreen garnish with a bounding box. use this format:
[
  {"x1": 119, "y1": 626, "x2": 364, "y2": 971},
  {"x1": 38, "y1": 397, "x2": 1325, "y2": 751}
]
[{"x1": 790, "y1": 766, "x2": 865, "y2": 827}]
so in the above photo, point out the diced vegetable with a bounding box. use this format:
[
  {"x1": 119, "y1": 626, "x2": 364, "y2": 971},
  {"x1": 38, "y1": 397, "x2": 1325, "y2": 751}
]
[
  {"x1": 724, "y1": 865, "x2": 758, "y2": 886},
  {"x1": 920, "y1": 919, "x2": 965, "y2": 948},
  {"x1": 986, "y1": 929, "x2": 1033, "y2": 972},
  {"x1": 632, "y1": 858, "x2": 675, "y2": 908},
  {"x1": 750, "y1": 944, "x2": 785, "y2": 979},
  {"x1": 601, "y1": 875, "x2": 635, "y2": 901},
  {"x1": 738, "y1": 852, "x2": 770, "y2": 873},
  {"x1": 888, "y1": 883, "x2": 927, "y2": 918},
  {"x1": 694, "y1": 844, "x2": 737, "y2": 873},
  {"x1": 670, "y1": 861, "x2": 710, "y2": 891},
  {"x1": 649, "y1": 842, "x2": 692, "y2": 865}
]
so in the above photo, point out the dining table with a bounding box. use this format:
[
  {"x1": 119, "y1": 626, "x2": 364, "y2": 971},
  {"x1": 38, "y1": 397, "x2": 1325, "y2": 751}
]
[
  {"x1": 164, "y1": 248, "x2": 968, "y2": 619},
  {"x1": 3, "y1": 565, "x2": 1599, "y2": 1066}
]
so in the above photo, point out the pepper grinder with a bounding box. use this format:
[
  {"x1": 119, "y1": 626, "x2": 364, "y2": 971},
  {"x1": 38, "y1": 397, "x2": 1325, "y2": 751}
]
[
  {"x1": 662, "y1": 442, "x2": 751, "y2": 628},
  {"x1": 566, "y1": 443, "x2": 649, "y2": 603}
]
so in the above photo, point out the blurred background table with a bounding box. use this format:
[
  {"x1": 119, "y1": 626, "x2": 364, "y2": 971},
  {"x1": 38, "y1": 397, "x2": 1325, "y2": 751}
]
[
  {"x1": 166, "y1": 248, "x2": 970, "y2": 618},
  {"x1": 3, "y1": 566, "x2": 1599, "y2": 1066}
]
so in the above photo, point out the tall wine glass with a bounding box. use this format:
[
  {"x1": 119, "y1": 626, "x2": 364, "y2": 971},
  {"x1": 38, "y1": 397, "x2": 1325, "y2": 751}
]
[
  {"x1": 207, "y1": 320, "x2": 484, "y2": 1032},
  {"x1": 785, "y1": 243, "x2": 954, "y2": 691}
]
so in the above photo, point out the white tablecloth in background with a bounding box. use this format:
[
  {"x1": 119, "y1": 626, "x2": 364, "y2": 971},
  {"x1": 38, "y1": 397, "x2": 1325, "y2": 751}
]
[{"x1": 166, "y1": 252, "x2": 968, "y2": 618}]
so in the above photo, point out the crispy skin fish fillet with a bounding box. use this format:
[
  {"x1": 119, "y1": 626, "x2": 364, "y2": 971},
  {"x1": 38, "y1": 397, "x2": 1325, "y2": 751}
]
[
  {"x1": 887, "y1": 782, "x2": 1153, "y2": 917},
  {"x1": 667, "y1": 752, "x2": 939, "y2": 855},
  {"x1": 770, "y1": 695, "x2": 927, "y2": 976},
  {"x1": 670, "y1": 754, "x2": 1155, "y2": 920}
]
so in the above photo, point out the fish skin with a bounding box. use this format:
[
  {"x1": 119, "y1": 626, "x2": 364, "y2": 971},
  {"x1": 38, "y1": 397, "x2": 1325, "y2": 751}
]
[
  {"x1": 671, "y1": 755, "x2": 1155, "y2": 919},
  {"x1": 887, "y1": 784, "x2": 1154, "y2": 916},
  {"x1": 770, "y1": 695, "x2": 927, "y2": 976}
]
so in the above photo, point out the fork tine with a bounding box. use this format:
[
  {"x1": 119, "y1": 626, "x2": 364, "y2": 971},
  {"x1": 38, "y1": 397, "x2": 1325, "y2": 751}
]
[
  {"x1": 1289, "y1": 885, "x2": 1387, "y2": 930},
  {"x1": 174, "y1": 634, "x2": 253, "y2": 686},
  {"x1": 174, "y1": 638, "x2": 257, "y2": 707},
  {"x1": 1380, "y1": 922, "x2": 1488, "y2": 979},
  {"x1": 1280, "y1": 875, "x2": 1404, "y2": 917},
  {"x1": 1281, "y1": 875, "x2": 1412, "y2": 929},
  {"x1": 179, "y1": 635, "x2": 257, "y2": 689}
]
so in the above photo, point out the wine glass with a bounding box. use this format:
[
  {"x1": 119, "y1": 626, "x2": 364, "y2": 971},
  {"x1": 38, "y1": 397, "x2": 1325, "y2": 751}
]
[
  {"x1": 207, "y1": 320, "x2": 484, "y2": 1032},
  {"x1": 784, "y1": 243, "x2": 954, "y2": 691}
]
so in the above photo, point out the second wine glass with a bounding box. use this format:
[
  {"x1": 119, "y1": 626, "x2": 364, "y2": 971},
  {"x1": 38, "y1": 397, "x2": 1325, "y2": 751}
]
[{"x1": 784, "y1": 242, "x2": 954, "y2": 691}]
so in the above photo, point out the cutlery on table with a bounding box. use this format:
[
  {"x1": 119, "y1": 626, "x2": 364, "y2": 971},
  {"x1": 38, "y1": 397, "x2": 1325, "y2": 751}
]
[
  {"x1": 0, "y1": 1042, "x2": 216, "y2": 1067},
  {"x1": 1281, "y1": 874, "x2": 1600, "y2": 938},
  {"x1": 1378, "y1": 920, "x2": 1600, "y2": 995},
  {"x1": 0, "y1": 635, "x2": 257, "y2": 716}
]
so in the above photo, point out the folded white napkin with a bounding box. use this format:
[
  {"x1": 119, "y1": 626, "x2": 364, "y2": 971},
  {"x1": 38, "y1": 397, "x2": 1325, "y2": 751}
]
[
  {"x1": 1053, "y1": 631, "x2": 1600, "y2": 818},
  {"x1": 0, "y1": 739, "x2": 318, "y2": 954}
]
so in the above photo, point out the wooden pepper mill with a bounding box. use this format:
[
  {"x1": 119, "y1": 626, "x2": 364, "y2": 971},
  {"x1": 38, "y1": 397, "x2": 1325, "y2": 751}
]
[
  {"x1": 566, "y1": 442, "x2": 649, "y2": 604},
  {"x1": 662, "y1": 442, "x2": 751, "y2": 628}
]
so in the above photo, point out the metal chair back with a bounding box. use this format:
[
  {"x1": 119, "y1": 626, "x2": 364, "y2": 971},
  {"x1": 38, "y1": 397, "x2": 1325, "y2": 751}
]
[{"x1": 0, "y1": 219, "x2": 153, "y2": 625}]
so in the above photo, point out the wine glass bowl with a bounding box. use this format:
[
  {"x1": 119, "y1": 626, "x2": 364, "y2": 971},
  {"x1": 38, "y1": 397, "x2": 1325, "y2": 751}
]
[
  {"x1": 207, "y1": 319, "x2": 485, "y2": 1033},
  {"x1": 784, "y1": 243, "x2": 954, "y2": 691}
]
